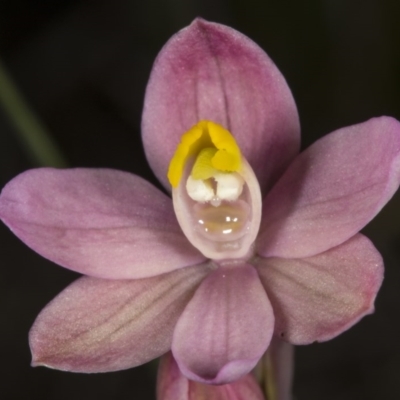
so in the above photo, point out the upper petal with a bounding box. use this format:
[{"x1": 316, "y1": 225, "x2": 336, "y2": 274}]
[
  {"x1": 255, "y1": 234, "x2": 383, "y2": 344},
  {"x1": 172, "y1": 264, "x2": 274, "y2": 385},
  {"x1": 0, "y1": 168, "x2": 205, "y2": 279},
  {"x1": 258, "y1": 117, "x2": 400, "y2": 258},
  {"x1": 142, "y1": 18, "x2": 300, "y2": 193},
  {"x1": 157, "y1": 352, "x2": 265, "y2": 400},
  {"x1": 30, "y1": 263, "x2": 211, "y2": 372}
]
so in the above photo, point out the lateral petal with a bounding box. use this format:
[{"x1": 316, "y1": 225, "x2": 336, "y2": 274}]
[
  {"x1": 255, "y1": 234, "x2": 383, "y2": 344},
  {"x1": 0, "y1": 168, "x2": 205, "y2": 279},
  {"x1": 258, "y1": 117, "x2": 400, "y2": 258},
  {"x1": 172, "y1": 264, "x2": 274, "y2": 384},
  {"x1": 142, "y1": 18, "x2": 300, "y2": 193},
  {"x1": 29, "y1": 263, "x2": 211, "y2": 372}
]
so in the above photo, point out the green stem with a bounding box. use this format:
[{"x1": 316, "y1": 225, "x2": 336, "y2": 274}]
[
  {"x1": 254, "y1": 348, "x2": 278, "y2": 400},
  {"x1": 0, "y1": 59, "x2": 67, "y2": 167},
  {"x1": 264, "y1": 351, "x2": 277, "y2": 400}
]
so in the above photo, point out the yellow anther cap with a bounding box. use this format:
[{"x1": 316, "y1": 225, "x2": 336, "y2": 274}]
[{"x1": 167, "y1": 121, "x2": 242, "y2": 187}]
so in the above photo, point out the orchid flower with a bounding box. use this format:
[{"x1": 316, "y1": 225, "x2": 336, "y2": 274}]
[{"x1": 0, "y1": 18, "x2": 399, "y2": 388}]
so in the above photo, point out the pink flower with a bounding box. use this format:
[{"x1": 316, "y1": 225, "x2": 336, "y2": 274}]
[{"x1": 1, "y1": 18, "x2": 400, "y2": 385}]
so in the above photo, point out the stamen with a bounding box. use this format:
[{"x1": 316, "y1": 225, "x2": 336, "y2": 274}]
[
  {"x1": 186, "y1": 176, "x2": 214, "y2": 202},
  {"x1": 186, "y1": 171, "x2": 245, "y2": 204},
  {"x1": 214, "y1": 173, "x2": 244, "y2": 201}
]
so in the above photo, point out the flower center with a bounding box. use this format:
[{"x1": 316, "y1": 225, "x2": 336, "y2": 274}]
[{"x1": 168, "y1": 121, "x2": 262, "y2": 260}]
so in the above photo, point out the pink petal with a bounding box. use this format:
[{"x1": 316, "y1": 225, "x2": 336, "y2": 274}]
[
  {"x1": 258, "y1": 117, "x2": 400, "y2": 258},
  {"x1": 157, "y1": 352, "x2": 265, "y2": 400},
  {"x1": 255, "y1": 234, "x2": 383, "y2": 344},
  {"x1": 0, "y1": 168, "x2": 205, "y2": 279},
  {"x1": 29, "y1": 263, "x2": 211, "y2": 372},
  {"x1": 172, "y1": 264, "x2": 274, "y2": 384},
  {"x1": 142, "y1": 18, "x2": 300, "y2": 193}
]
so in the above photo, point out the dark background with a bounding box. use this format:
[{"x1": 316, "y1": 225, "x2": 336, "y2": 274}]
[{"x1": 1, "y1": 0, "x2": 400, "y2": 399}]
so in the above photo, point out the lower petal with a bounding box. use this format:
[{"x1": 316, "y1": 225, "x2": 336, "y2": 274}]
[
  {"x1": 172, "y1": 264, "x2": 274, "y2": 384},
  {"x1": 157, "y1": 352, "x2": 265, "y2": 400},
  {"x1": 255, "y1": 234, "x2": 383, "y2": 344},
  {"x1": 30, "y1": 263, "x2": 211, "y2": 372}
]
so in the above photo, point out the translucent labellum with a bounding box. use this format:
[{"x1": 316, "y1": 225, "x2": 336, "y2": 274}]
[{"x1": 168, "y1": 121, "x2": 262, "y2": 260}]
